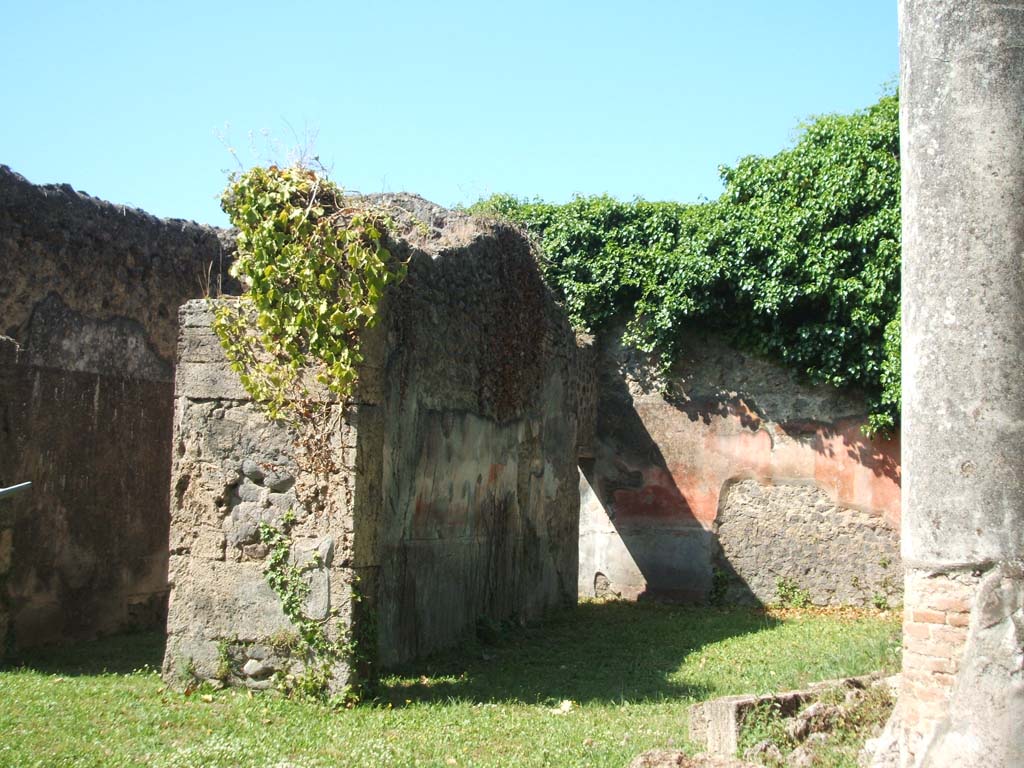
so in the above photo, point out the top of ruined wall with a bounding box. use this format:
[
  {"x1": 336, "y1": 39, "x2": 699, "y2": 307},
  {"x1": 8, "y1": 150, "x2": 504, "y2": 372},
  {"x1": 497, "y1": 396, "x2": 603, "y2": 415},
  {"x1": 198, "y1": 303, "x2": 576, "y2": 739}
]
[
  {"x1": 356, "y1": 194, "x2": 589, "y2": 424},
  {"x1": 175, "y1": 193, "x2": 596, "y2": 426},
  {"x1": 0, "y1": 165, "x2": 236, "y2": 380}
]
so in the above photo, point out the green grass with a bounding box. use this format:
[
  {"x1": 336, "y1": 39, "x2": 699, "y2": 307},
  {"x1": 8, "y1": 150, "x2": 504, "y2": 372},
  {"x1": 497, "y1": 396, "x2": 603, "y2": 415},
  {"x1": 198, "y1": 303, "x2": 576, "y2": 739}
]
[{"x1": 0, "y1": 602, "x2": 899, "y2": 768}]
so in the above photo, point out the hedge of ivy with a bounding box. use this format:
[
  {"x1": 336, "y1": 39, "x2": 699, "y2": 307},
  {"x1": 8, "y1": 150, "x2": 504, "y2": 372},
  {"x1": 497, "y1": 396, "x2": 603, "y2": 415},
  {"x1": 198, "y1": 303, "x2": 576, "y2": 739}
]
[{"x1": 471, "y1": 94, "x2": 900, "y2": 432}]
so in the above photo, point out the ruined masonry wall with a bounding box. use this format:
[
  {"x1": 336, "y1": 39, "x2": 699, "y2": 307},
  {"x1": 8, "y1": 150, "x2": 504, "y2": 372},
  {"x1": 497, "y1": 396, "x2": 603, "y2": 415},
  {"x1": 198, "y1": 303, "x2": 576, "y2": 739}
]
[
  {"x1": 0, "y1": 167, "x2": 235, "y2": 650},
  {"x1": 0, "y1": 336, "x2": 175, "y2": 651},
  {"x1": 717, "y1": 480, "x2": 899, "y2": 606},
  {"x1": 364, "y1": 201, "x2": 586, "y2": 665},
  {"x1": 579, "y1": 327, "x2": 900, "y2": 605},
  {"x1": 163, "y1": 197, "x2": 586, "y2": 684}
]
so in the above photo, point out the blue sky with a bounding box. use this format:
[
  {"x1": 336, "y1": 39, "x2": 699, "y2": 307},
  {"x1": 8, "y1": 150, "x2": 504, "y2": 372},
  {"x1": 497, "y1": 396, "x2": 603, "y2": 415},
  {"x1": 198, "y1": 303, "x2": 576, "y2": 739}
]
[{"x1": 1, "y1": 1, "x2": 897, "y2": 227}]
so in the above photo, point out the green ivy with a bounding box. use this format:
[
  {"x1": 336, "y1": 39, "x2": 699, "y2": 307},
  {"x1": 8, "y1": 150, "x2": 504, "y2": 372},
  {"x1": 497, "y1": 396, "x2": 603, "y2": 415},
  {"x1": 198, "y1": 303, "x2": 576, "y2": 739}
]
[
  {"x1": 215, "y1": 164, "x2": 406, "y2": 424},
  {"x1": 472, "y1": 94, "x2": 900, "y2": 432},
  {"x1": 258, "y1": 511, "x2": 356, "y2": 701}
]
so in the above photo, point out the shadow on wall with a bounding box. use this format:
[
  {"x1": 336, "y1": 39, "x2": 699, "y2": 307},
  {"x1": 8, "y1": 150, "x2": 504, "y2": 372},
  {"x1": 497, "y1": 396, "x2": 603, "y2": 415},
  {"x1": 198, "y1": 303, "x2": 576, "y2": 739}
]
[
  {"x1": 577, "y1": 327, "x2": 902, "y2": 608},
  {"x1": 577, "y1": 367, "x2": 762, "y2": 605},
  {"x1": 779, "y1": 419, "x2": 901, "y2": 487}
]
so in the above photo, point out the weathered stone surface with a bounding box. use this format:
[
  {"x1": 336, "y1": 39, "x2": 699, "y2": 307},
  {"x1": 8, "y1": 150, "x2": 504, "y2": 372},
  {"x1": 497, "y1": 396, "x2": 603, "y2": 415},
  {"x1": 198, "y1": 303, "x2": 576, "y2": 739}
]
[
  {"x1": 0, "y1": 341, "x2": 177, "y2": 647},
  {"x1": 715, "y1": 480, "x2": 900, "y2": 606},
  {"x1": 742, "y1": 740, "x2": 782, "y2": 764},
  {"x1": 164, "y1": 196, "x2": 588, "y2": 686},
  {"x1": 351, "y1": 196, "x2": 587, "y2": 666},
  {"x1": 0, "y1": 165, "x2": 235, "y2": 373},
  {"x1": 914, "y1": 565, "x2": 1024, "y2": 767},
  {"x1": 862, "y1": 709, "x2": 899, "y2": 768},
  {"x1": 163, "y1": 306, "x2": 355, "y2": 690},
  {"x1": 688, "y1": 675, "x2": 881, "y2": 757},
  {"x1": 579, "y1": 326, "x2": 901, "y2": 604}
]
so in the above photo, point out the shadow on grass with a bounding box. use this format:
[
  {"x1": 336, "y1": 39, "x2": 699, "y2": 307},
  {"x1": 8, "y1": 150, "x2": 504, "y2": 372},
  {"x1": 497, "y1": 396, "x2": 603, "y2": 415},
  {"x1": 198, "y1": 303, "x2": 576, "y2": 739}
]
[
  {"x1": 375, "y1": 601, "x2": 779, "y2": 708},
  {"x1": 2, "y1": 630, "x2": 166, "y2": 676},
  {"x1": 2, "y1": 603, "x2": 782, "y2": 706}
]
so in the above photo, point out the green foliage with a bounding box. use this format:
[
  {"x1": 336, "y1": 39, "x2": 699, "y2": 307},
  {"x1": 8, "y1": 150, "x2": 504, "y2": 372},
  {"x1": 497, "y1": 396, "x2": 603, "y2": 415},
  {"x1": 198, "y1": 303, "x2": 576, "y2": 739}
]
[
  {"x1": 737, "y1": 699, "x2": 791, "y2": 758},
  {"x1": 736, "y1": 683, "x2": 896, "y2": 768},
  {"x1": 215, "y1": 164, "x2": 406, "y2": 424},
  {"x1": 215, "y1": 639, "x2": 233, "y2": 682},
  {"x1": 472, "y1": 94, "x2": 901, "y2": 431},
  {"x1": 212, "y1": 164, "x2": 399, "y2": 698},
  {"x1": 775, "y1": 577, "x2": 812, "y2": 609}
]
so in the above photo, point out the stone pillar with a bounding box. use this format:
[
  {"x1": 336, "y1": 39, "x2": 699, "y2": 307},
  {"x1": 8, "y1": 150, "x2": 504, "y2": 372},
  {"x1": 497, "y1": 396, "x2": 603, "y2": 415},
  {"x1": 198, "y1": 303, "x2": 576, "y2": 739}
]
[
  {"x1": 899, "y1": 2, "x2": 1024, "y2": 766},
  {"x1": 162, "y1": 302, "x2": 358, "y2": 694}
]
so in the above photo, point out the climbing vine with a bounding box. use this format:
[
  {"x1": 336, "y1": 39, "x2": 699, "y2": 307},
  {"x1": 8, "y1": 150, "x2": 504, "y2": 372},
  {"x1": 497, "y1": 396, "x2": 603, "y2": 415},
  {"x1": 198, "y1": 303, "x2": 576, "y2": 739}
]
[
  {"x1": 214, "y1": 164, "x2": 406, "y2": 426},
  {"x1": 472, "y1": 93, "x2": 901, "y2": 433},
  {"x1": 257, "y1": 512, "x2": 352, "y2": 700}
]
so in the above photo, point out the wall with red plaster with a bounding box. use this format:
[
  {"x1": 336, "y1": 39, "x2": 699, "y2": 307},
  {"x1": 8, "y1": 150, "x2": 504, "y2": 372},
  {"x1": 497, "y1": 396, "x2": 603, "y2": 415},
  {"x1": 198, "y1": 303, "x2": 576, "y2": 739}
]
[{"x1": 579, "y1": 328, "x2": 901, "y2": 605}]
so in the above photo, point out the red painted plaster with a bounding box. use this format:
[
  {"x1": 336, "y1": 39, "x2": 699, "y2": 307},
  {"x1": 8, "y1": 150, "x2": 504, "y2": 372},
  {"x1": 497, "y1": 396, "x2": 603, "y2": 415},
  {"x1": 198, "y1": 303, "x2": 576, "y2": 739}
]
[{"x1": 616, "y1": 400, "x2": 900, "y2": 530}]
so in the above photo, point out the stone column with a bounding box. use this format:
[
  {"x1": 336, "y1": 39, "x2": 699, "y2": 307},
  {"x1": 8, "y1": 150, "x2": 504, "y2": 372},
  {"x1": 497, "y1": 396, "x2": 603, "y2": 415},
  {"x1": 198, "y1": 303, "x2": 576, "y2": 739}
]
[{"x1": 899, "y1": 1, "x2": 1024, "y2": 766}]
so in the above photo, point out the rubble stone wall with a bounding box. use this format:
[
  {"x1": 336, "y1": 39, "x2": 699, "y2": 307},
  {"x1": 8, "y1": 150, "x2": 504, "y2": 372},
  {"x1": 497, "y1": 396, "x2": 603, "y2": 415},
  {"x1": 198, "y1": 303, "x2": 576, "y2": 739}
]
[
  {"x1": 579, "y1": 327, "x2": 901, "y2": 606},
  {"x1": 0, "y1": 166, "x2": 234, "y2": 649},
  {"x1": 716, "y1": 480, "x2": 899, "y2": 606}
]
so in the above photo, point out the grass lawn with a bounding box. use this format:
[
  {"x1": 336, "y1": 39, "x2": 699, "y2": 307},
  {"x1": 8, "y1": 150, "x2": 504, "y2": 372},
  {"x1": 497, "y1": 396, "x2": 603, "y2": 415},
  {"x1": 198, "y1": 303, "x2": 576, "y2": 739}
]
[{"x1": 0, "y1": 602, "x2": 900, "y2": 768}]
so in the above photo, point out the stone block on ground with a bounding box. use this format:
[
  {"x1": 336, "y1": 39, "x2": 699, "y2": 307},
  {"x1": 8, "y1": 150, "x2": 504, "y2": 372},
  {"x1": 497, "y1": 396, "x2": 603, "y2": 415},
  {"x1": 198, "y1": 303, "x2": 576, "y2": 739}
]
[{"x1": 687, "y1": 674, "x2": 883, "y2": 756}]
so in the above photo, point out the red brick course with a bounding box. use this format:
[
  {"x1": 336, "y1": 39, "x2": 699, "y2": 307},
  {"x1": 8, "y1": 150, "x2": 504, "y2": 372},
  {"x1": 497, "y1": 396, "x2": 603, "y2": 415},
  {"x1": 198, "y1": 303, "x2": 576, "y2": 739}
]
[{"x1": 899, "y1": 569, "x2": 979, "y2": 765}]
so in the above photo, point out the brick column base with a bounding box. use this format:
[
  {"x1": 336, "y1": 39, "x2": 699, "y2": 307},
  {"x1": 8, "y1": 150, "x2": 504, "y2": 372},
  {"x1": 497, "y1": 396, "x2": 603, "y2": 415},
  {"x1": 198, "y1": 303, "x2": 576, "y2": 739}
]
[
  {"x1": 898, "y1": 568, "x2": 977, "y2": 764},
  {"x1": 898, "y1": 564, "x2": 1024, "y2": 767}
]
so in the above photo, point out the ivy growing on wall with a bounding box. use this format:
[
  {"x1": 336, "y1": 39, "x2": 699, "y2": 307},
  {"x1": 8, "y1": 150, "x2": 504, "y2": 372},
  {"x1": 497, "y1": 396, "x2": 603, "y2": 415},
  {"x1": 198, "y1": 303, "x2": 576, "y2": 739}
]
[
  {"x1": 215, "y1": 164, "x2": 406, "y2": 425},
  {"x1": 472, "y1": 94, "x2": 900, "y2": 432},
  {"x1": 256, "y1": 512, "x2": 364, "y2": 701}
]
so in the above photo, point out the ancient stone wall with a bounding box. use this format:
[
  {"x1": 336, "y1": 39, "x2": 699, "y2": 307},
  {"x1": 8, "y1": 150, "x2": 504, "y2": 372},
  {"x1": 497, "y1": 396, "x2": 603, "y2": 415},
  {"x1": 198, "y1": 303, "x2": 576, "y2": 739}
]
[
  {"x1": 716, "y1": 480, "x2": 898, "y2": 606},
  {"x1": 163, "y1": 197, "x2": 587, "y2": 686},
  {"x1": 0, "y1": 166, "x2": 234, "y2": 650},
  {"x1": 578, "y1": 327, "x2": 901, "y2": 606}
]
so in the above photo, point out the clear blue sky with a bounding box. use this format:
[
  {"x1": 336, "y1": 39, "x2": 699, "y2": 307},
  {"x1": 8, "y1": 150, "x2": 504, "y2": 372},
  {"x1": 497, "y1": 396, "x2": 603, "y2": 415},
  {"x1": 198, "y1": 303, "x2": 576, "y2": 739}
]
[{"x1": 1, "y1": 1, "x2": 897, "y2": 227}]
